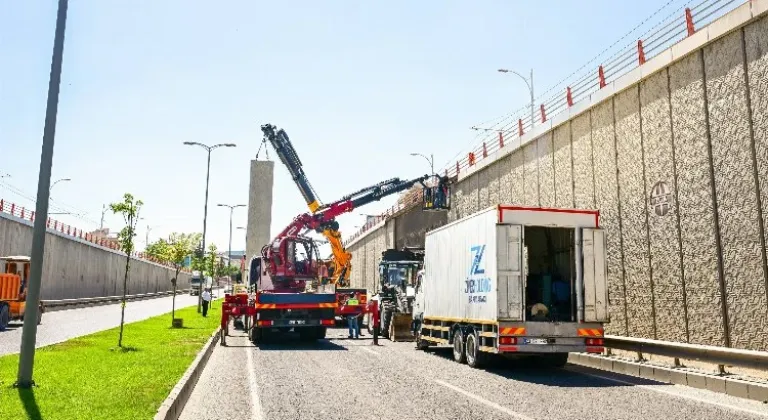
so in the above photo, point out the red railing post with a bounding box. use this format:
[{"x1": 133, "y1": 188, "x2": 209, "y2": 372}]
[
  {"x1": 10, "y1": 203, "x2": 15, "y2": 216},
  {"x1": 566, "y1": 87, "x2": 574, "y2": 107},
  {"x1": 0, "y1": 199, "x2": 3, "y2": 212},
  {"x1": 518, "y1": 119, "x2": 524, "y2": 137},
  {"x1": 499, "y1": 131, "x2": 504, "y2": 148},
  {"x1": 456, "y1": 161, "x2": 460, "y2": 175},
  {"x1": 20, "y1": 208, "x2": 25, "y2": 219},
  {"x1": 685, "y1": 8, "x2": 695, "y2": 36},
  {"x1": 540, "y1": 104, "x2": 547, "y2": 123},
  {"x1": 468, "y1": 152, "x2": 476, "y2": 166},
  {"x1": 637, "y1": 40, "x2": 646, "y2": 65},
  {"x1": 482, "y1": 142, "x2": 488, "y2": 158},
  {"x1": 31, "y1": 211, "x2": 35, "y2": 222},
  {"x1": 598, "y1": 65, "x2": 606, "y2": 88}
]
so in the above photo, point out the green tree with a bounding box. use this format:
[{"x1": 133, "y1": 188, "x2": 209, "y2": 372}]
[
  {"x1": 164, "y1": 232, "x2": 201, "y2": 324},
  {"x1": 110, "y1": 193, "x2": 143, "y2": 348},
  {"x1": 205, "y1": 243, "x2": 218, "y2": 279},
  {"x1": 145, "y1": 238, "x2": 170, "y2": 261}
]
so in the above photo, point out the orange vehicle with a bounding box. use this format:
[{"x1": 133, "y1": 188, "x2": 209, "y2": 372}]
[{"x1": 0, "y1": 256, "x2": 44, "y2": 331}]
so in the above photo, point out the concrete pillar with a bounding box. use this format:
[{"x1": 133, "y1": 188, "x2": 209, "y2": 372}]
[{"x1": 246, "y1": 160, "x2": 274, "y2": 268}]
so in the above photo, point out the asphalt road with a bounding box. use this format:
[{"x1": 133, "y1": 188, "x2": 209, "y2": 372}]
[
  {"x1": 0, "y1": 293, "x2": 202, "y2": 356},
  {"x1": 180, "y1": 327, "x2": 768, "y2": 420}
]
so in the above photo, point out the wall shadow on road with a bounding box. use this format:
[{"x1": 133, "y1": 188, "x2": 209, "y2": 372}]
[
  {"x1": 426, "y1": 348, "x2": 666, "y2": 388},
  {"x1": 17, "y1": 387, "x2": 43, "y2": 420}
]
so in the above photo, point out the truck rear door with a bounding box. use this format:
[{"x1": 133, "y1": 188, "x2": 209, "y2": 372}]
[
  {"x1": 581, "y1": 228, "x2": 609, "y2": 323},
  {"x1": 496, "y1": 224, "x2": 524, "y2": 321}
]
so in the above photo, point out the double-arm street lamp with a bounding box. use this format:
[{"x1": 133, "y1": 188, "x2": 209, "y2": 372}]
[
  {"x1": 217, "y1": 203, "x2": 246, "y2": 267},
  {"x1": 184, "y1": 141, "x2": 236, "y2": 312},
  {"x1": 498, "y1": 68, "x2": 535, "y2": 128}
]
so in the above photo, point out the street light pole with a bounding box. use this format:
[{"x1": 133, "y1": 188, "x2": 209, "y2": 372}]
[
  {"x1": 184, "y1": 141, "x2": 237, "y2": 313},
  {"x1": 217, "y1": 204, "x2": 246, "y2": 268},
  {"x1": 17, "y1": 0, "x2": 69, "y2": 389},
  {"x1": 498, "y1": 68, "x2": 535, "y2": 127},
  {"x1": 409, "y1": 152, "x2": 434, "y2": 175}
]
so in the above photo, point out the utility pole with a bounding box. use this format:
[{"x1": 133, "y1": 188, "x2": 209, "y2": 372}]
[
  {"x1": 217, "y1": 204, "x2": 246, "y2": 267},
  {"x1": 184, "y1": 141, "x2": 237, "y2": 313},
  {"x1": 100, "y1": 204, "x2": 106, "y2": 230},
  {"x1": 16, "y1": 0, "x2": 68, "y2": 389},
  {"x1": 145, "y1": 225, "x2": 151, "y2": 247}
]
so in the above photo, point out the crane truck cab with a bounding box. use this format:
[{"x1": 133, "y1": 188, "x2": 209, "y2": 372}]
[{"x1": 0, "y1": 256, "x2": 44, "y2": 331}]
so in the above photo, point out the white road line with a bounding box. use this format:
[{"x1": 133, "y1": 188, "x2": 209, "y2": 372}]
[
  {"x1": 246, "y1": 345, "x2": 264, "y2": 420},
  {"x1": 359, "y1": 346, "x2": 381, "y2": 356},
  {"x1": 577, "y1": 370, "x2": 768, "y2": 418},
  {"x1": 434, "y1": 379, "x2": 535, "y2": 420}
]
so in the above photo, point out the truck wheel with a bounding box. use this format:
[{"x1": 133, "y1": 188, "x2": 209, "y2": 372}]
[
  {"x1": 251, "y1": 327, "x2": 263, "y2": 345},
  {"x1": 452, "y1": 329, "x2": 466, "y2": 364},
  {"x1": 415, "y1": 331, "x2": 430, "y2": 351},
  {"x1": 465, "y1": 330, "x2": 487, "y2": 368},
  {"x1": 0, "y1": 304, "x2": 9, "y2": 332}
]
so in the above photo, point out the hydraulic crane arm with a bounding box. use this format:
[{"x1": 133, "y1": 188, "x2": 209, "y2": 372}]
[{"x1": 261, "y1": 124, "x2": 323, "y2": 212}]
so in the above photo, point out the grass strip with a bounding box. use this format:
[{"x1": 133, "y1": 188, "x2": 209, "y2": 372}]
[{"x1": 0, "y1": 300, "x2": 221, "y2": 420}]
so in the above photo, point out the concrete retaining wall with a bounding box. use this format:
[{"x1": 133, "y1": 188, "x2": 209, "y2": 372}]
[
  {"x1": 0, "y1": 212, "x2": 191, "y2": 300},
  {"x1": 347, "y1": 7, "x2": 768, "y2": 351}
]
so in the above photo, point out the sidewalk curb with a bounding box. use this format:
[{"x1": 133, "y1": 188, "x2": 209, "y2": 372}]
[
  {"x1": 154, "y1": 326, "x2": 222, "y2": 420},
  {"x1": 569, "y1": 352, "x2": 768, "y2": 403}
]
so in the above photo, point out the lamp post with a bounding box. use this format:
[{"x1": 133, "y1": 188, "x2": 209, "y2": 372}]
[
  {"x1": 217, "y1": 203, "x2": 246, "y2": 268},
  {"x1": 184, "y1": 141, "x2": 236, "y2": 313},
  {"x1": 409, "y1": 152, "x2": 434, "y2": 175},
  {"x1": 17, "y1": 0, "x2": 69, "y2": 389},
  {"x1": 497, "y1": 68, "x2": 535, "y2": 127}
]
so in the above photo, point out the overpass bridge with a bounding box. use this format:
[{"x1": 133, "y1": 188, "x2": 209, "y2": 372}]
[{"x1": 344, "y1": 0, "x2": 768, "y2": 353}]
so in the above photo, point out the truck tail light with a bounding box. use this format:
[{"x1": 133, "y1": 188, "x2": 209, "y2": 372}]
[
  {"x1": 257, "y1": 320, "x2": 273, "y2": 327},
  {"x1": 585, "y1": 338, "x2": 604, "y2": 346},
  {"x1": 320, "y1": 319, "x2": 335, "y2": 326},
  {"x1": 360, "y1": 295, "x2": 367, "y2": 304},
  {"x1": 499, "y1": 336, "x2": 517, "y2": 345}
]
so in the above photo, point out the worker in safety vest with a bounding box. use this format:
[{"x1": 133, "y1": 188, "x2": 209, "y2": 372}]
[
  {"x1": 367, "y1": 298, "x2": 380, "y2": 345},
  {"x1": 344, "y1": 293, "x2": 361, "y2": 339}
]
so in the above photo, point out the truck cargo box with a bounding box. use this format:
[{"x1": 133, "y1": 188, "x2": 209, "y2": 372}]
[{"x1": 421, "y1": 205, "x2": 607, "y2": 324}]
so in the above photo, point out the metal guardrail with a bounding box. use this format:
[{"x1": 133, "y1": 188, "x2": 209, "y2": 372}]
[
  {"x1": 604, "y1": 334, "x2": 768, "y2": 371},
  {"x1": 41, "y1": 289, "x2": 191, "y2": 311}
]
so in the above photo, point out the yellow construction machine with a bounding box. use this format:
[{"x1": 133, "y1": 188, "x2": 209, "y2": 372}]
[{"x1": 0, "y1": 256, "x2": 44, "y2": 331}]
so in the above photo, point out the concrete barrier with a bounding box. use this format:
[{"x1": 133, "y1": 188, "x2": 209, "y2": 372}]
[{"x1": 0, "y1": 210, "x2": 192, "y2": 300}]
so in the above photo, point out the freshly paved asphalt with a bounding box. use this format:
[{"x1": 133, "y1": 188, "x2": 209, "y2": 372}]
[
  {"x1": 180, "y1": 327, "x2": 768, "y2": 420},
  {"x1": 0, "y1": 294, "x2": 201, "y2": 356}
]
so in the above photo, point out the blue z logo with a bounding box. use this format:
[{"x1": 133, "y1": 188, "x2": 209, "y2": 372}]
[{"x1": 469, "y1": 245, "x2": 486, "y2": 276}]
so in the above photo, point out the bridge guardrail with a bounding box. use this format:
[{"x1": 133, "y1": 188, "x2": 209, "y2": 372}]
[
  {"x1": 41, "y1": 289, "x2": 192, "y2": 311},
  {"x1": 604, "y1": 334, "x2": 768, "y2": 371}
]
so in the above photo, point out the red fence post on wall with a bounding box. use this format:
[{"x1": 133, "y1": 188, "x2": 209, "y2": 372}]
[
  {"x1": 20, "y1": 208, "x2": 25, "y2": 219},
  {"x1": 598, "y1": 65, "x2": 606, "y2": 89},
  {"x1": 518, "y1": 119, "x2": 524, "y2": 137},
  {"x1": 637, "y1": 40, "x2": 646, "y2": 65},
  {"x1": 456, "y1": 161, "x2": 460, "y2": 175},
  {"x1": 566, "y1": 87, "x2": 574, "y2": 107},
  {"x1": 468, "y1": 152, "x2": 476, "y2": 166},
  {"x1": 499, "y1": 131, "x2": 504, "y2": 148},
  {"x1": 540, "y1": 104, "x2": 547, "y2": 123},
  {"x1": 482, "y1": 142, "x2": 488, "y2": 158},
  {"x1": 10, "y1": 203, "x2": 15, "y2": 216},
  {"x1": 0, "y1": 199, "x2": 4, "y2": 212},
  {"x1": 685, "y1": 7, "x2": 695, "y2": 36}
]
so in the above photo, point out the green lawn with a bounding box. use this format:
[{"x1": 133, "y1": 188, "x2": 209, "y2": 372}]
[{"x1": 0, "y1": 300, "x2": 221, "y2": 420}]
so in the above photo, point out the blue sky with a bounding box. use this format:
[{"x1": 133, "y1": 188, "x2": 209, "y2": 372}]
[{"x1": 0, "y1": 0, "x2": 692, "y2": 254}]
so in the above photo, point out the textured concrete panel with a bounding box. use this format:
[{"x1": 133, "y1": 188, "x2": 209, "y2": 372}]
[
  {"x1": 497, "y1": 155, "x2": 514, "y2": 205},
  {"x1": 537, "y1": 133, "x2": 555, "y2": 207},
  {"x1": 450, "y1": 177, "x2": 466, "y2": 222},
  {"x1": 510, "y1": 149, "x2": 526, "y2": 204},
  {"x1": 669, "y1": 52, "x2": 726, "y2": 347},
  {"x1": 553, "y1": 122, "x2": 574, "y2": 208},
  {"x1": 394, "y1": 205, "x2": 448, "y2": 249},
  {"x1": 364, "y1": 236, "x2": 375, "y2": 292},
  {"x1": 523, "y1": 142, "x2": 539, "y2": 206},
  {"x1": 591, "y1": 100, "x2": 627, "y2": 336},
  {"x1": 488, "y1": 159, "x2": 501, "y2": 206},
  {"x1": 640, "y1": 69, "x2": 687, "y2": 342},
  {"x1": 746, "y1": 15, "x2": 768, "y2": 349},
  {"x1": 466, "y1": 173, "x2": 480, "y2": 216},
  {"x1": 477, "y1": 165, "x2": 491, "y2": 210},
  {"x1": 705, "y1": 30, "x2": 768, "y2": 351},
  {"x1": 373, "y1": 228, "x2": 386, "y2": 292},
  {"x1": 572, "y1": 113, "x2": 596, "y2": 209},
  {"x1": 615, "y1": 86, "x2": 655, "y2": 339},
  {"x1": 246, "y1": 160, "x2": 274, "y2": 263}
]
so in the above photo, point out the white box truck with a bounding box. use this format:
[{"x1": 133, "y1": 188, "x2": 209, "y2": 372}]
[{"x1": 412, "y1": 205, "x2": 609, "y2": 368}]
